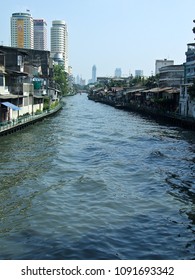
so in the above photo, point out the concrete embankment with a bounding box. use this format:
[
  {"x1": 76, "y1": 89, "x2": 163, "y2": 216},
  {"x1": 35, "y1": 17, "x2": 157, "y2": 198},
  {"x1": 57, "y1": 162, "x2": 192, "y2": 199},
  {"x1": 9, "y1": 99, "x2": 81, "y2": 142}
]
[{"x1": 0, "y1": 103, "x2": 63, "y2": 137}]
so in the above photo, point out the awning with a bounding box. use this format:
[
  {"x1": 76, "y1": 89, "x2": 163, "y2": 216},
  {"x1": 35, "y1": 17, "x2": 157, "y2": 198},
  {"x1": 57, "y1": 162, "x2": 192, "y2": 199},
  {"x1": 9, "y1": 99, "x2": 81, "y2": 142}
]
[
  {"x1": 6, "y1": 69, "x2": 29, "y2": 77},
  {"x1": 1, "y1": 102, "x2": 20, "y2": 111}
]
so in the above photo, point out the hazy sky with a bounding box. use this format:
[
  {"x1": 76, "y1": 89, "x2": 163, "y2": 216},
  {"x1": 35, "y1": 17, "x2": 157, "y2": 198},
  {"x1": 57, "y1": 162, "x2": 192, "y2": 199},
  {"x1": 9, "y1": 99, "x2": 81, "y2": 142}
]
[{"x1": 0, "y1": 0, "x2": 195, "y2": 81}]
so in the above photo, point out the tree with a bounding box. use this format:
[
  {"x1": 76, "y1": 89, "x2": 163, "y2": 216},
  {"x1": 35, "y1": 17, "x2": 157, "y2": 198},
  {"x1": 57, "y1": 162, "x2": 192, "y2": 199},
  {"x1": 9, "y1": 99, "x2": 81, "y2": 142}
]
[
  {"x1": 53, "y1": 65, "x2": 69, "y2": 96},
  {"x1": 144, "y1": 75, "x2": 158, "y2": 89},
  {"x1": 192, "y1": 19, "x2": 195, "y2": 34}
]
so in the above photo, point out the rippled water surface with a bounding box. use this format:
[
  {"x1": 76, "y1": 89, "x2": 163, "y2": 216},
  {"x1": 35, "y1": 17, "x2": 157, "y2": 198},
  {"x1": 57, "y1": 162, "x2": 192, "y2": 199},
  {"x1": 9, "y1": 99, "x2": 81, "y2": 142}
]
[{"x1": 0, "y1": 93, "x2": 195, "y2": 259}]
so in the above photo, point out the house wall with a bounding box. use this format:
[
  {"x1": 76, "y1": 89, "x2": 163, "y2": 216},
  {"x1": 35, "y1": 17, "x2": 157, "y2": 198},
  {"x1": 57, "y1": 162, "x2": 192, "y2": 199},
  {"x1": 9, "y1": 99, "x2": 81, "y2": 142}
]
[
  {"x1": 34, "y1": 103, "x2": 43, "y2": 112},
  {"x1": 12, "y1": 110, "x2": 18, "y2": 120},
  {"x1": 179, "y1": 85, "x2": 189, "y2": 116},
  {"x1": 0, "y1": 67, "x2": 10, "y2": 94},
  {"x1": 0, "y1": 86, "x2": 10, "y2": 94},
  {"x1": 188, "y1": 100, "x2": 195, "y2": 118}
]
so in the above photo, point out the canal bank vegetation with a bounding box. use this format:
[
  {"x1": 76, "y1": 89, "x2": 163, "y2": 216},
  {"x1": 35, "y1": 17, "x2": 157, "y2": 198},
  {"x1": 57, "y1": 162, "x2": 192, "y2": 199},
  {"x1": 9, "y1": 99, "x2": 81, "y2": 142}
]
[{"x1": 53, "y1": 65, "x2": 69, "y2": 96}]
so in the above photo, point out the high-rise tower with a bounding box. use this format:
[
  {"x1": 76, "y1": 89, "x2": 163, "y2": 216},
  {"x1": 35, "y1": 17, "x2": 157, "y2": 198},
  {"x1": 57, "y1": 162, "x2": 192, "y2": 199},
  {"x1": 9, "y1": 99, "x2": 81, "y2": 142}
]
[
  {"x1": 11, "y1": 12, "x2": 34, "y2": 49},
  {"x1": 50, "y1": 20, "x2": 68, "y2": 72},
  {"x1": 33, "y1": 19, "x2": 47, "y2": 50},
  {"x1": 114, "y1": 68, "x2": 122, "y2": 78},
  {"x1": 92, "y1": 65, "x2": 96, "y2": 83}
]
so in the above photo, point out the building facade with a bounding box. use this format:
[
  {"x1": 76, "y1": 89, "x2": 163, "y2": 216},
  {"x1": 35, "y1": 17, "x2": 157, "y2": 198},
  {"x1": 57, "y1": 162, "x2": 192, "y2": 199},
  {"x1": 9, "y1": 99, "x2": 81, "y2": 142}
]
[
  {"x1": 159, "y1": 64, "x2": 184, "y2": 87},
  {"x1": 33, "y1": 19, "x2": 47, "y2": 50},
  {"x1": 0, "y1": 45, "x2": 61, "y2": 124},
  {"x1": 11, "y1": 12, "x2": 34, "y2": 49},
  {"x1": 179, "y1": 23, "x2": 195, "y2": 118},
  {"x1": 50, "y1": 20, "x2": 68, "y2": 72},
  {"x1": 155, "y1": 59, "x2": 174, "y2": 75},
  {"x1": 185, "y1": 43, "x2": 195, "y2": 83}
]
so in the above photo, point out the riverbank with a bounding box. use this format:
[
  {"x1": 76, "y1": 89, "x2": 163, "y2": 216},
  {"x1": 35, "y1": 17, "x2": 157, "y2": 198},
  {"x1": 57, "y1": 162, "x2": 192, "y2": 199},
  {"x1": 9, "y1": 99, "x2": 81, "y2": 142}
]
[
  {"x1": 0, "y1": 102, "x2": 63, "y2": 137},
  {"x1": 88, "y1": 95, "x2": 195, "y2": 131}
]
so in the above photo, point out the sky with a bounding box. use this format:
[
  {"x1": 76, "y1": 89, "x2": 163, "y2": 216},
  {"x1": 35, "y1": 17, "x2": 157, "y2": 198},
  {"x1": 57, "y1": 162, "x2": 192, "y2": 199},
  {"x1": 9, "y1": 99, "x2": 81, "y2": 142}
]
[{"x1": 0, "y1": 0, "x2": 195, "y2": 82}]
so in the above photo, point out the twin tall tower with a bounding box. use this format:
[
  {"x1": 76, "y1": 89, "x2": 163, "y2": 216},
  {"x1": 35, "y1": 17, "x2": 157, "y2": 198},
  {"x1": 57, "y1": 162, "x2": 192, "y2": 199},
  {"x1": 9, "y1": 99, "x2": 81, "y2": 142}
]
[{"x1": 10, "y1": 12, "x2": 68, "y2": 72}]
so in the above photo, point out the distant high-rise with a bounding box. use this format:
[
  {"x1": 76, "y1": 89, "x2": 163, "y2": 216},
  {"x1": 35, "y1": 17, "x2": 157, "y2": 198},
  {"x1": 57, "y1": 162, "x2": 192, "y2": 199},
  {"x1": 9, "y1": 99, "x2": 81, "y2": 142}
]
[
  {"x1": 92, "y1": 65, "x2": 97, "y2": 83},
  {"x1": 135, "y1": 70, "x2": 143, "y2": 77},
  {"x1": 76, "y1": 75, "x2": 80, "y2": 85},
  {"x1": 114, "y1": 68, "x2": 122, "y2": 78},
  {"x1": 51, "y1": 20, "x2": 68, "y2": 72},
  {"x1": 34, "y1": 19, "x2": 47, "y2": 50},
  {"x1": 11, "y1": 12, "x2": 34, "y2": 49}
]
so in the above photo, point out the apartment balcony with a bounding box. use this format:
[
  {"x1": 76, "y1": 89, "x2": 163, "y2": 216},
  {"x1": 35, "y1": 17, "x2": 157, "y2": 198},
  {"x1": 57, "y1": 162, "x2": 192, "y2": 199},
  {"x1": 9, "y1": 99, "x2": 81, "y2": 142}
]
[
  {"x1": 8, "y1": 83, "x2": 34, "y2": 96},
  {"x1": 187, "y1": 43, "x2": 195, "y2": 51}
]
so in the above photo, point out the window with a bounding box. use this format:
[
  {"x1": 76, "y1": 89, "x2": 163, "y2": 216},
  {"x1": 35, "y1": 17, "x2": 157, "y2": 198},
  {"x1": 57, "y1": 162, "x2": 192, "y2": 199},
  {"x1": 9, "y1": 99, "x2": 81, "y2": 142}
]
[{"x1": 17, "y1": 55, "x2": 23, "y2": 66}]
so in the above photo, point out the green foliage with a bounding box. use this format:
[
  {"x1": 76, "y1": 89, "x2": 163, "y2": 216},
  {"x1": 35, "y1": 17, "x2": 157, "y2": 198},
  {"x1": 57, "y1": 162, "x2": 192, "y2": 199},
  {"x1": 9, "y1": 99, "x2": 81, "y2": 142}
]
[
  {"x1": 144, "y1": 75, "x2": 159, "y2": 89},
  {"x1": 73, "y1": 83, "x2": 85, "y2": 92},
  {"x1": 53, "y1": 65, "x2": 69, "y2": 96},
  {"x1": 43, "y1": 97, "x2": 50, "y2": 111},
  {"x1": 50, "y1": 100, "x2": 59, "y2": 110},
  {"x1": 129, "y1": 76, "x2": 146, "y2": 87},
  {"x1": 35, "y1": 109, "x2": 42, "y2": 115}
]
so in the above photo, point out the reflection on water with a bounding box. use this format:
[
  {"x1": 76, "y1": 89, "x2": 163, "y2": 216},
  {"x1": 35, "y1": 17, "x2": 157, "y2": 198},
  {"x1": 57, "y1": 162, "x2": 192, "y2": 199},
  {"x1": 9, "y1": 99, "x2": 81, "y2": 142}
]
[{"x1": 0, "y1": 93, "x2": 195, "y2": 259}]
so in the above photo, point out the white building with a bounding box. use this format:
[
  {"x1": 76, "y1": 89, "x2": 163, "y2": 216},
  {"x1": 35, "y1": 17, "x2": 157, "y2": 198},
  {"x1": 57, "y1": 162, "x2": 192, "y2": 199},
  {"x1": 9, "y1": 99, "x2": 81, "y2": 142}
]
[
  {"x1": 155, "y1": 59, "x2": 174, "y2": 75},
  {"x1": 11, "y1": 12, "x2": 34, "y2": 49},
  {"x1": 34, "y1": 19, "x2": 47, "y2": 50},
  {"x1": 50, "y1": 20, "x2": 68, "y2": 72}
]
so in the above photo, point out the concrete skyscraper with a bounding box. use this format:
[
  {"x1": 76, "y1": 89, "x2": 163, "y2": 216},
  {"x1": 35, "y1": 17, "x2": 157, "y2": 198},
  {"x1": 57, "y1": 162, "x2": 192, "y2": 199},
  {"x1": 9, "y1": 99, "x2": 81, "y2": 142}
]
[
  {"x1": 33, "y1": 19, "x2": 47, "y2": 50},
  {"x1": 92, "y1": 65, "x2": 97, "y2": 83},
  {"x1": 114, "y1": 68, "x2": 122, "y2": 78},
  {"x1": 50, "y1": 20, "x2": 68, "y2": 72},
  {"x1": 11, "y1": 12, "x2": 34, "y2": 49},
  {"x1": 135, "y1": 70, "x2": 143, "y2": 77}
]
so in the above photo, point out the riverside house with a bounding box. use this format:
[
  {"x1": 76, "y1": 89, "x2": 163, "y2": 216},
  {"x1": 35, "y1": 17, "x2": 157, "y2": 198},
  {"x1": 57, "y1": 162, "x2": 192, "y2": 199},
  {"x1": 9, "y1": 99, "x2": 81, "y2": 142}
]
[
  {"x1": 179, "y1": 43, "x2": 195, "y2": 118},
  {"x1": 0, "y1": 46, "x2": 59, "y2": 125}
]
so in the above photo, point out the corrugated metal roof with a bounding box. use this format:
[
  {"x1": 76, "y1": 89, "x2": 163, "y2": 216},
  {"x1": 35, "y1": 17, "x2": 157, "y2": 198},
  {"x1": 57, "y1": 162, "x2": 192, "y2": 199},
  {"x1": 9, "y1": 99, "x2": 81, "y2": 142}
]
[{"x1": 1, "y1": 101, "x2": 20, "y2": 111}]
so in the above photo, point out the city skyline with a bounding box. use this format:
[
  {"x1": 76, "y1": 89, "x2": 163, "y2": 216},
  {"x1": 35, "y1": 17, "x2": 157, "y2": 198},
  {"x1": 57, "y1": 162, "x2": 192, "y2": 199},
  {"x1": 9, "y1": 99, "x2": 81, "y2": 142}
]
[
  {"x1": 0, "y1": 0, "x2": 195, "y2": 81},
  {"x1": 34, "y1": 19, "x2": 47, "y2": 51}
]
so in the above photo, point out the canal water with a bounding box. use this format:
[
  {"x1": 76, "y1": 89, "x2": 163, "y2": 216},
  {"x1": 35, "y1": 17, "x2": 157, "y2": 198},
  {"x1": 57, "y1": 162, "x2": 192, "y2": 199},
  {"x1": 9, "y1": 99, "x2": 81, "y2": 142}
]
[{"x1": 0, "y1": 93, "x2": 195, "y2": 260}]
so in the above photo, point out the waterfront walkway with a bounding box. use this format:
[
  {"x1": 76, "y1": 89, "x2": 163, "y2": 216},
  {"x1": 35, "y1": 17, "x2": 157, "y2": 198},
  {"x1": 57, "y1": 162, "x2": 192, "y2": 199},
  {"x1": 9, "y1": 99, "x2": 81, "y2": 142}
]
[{"x1": 0, "y1": 103, "x2": 63, "y2": 137}]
